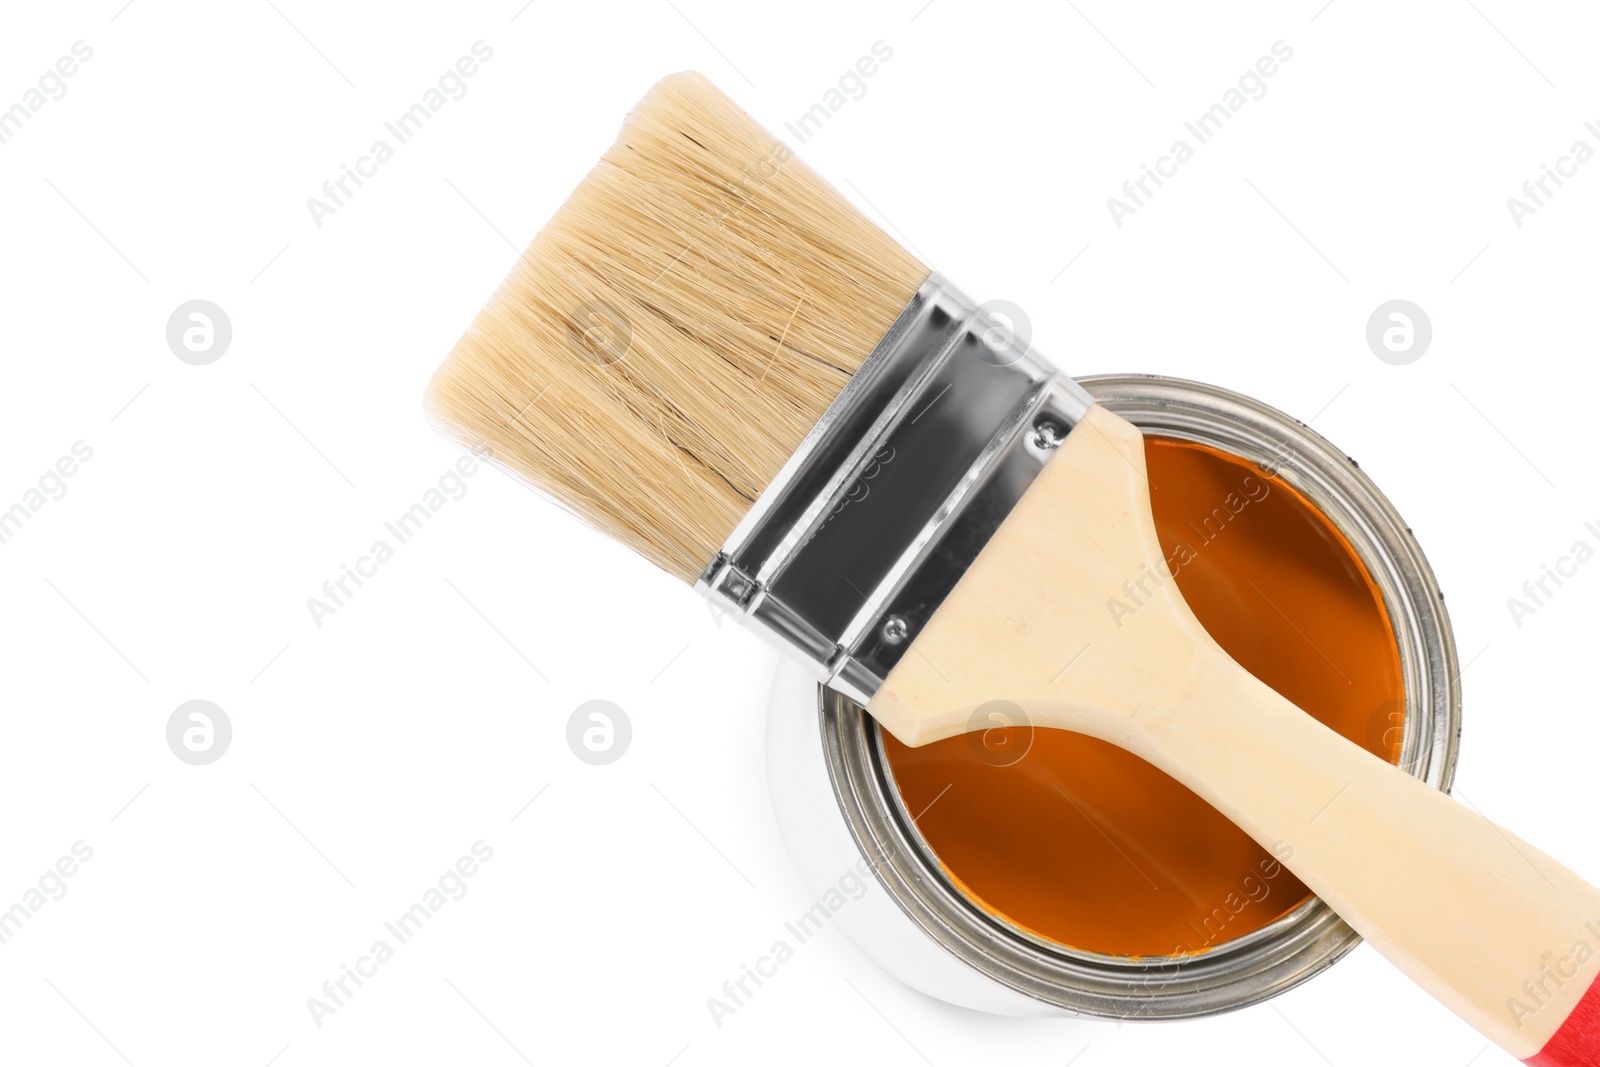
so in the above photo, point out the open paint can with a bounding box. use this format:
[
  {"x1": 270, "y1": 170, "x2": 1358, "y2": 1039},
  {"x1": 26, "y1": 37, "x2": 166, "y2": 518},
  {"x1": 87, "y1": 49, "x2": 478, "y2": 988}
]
[{"x1": 765, "y1": 373, "x2": 1462, "y2": 1018}]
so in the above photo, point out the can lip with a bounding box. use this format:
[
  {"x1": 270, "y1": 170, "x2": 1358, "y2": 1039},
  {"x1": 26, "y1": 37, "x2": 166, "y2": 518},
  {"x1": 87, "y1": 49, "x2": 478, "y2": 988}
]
[{"x1": 815, "y1": 373, "x2": 1463, "y2": 1019}]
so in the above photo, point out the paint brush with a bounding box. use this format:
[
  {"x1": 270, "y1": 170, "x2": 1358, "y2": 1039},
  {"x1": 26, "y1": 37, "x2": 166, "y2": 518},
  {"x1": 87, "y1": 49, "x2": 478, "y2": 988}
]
[{"x1": 425, "y1": 72, "x2": 1600, "y2": 1063}]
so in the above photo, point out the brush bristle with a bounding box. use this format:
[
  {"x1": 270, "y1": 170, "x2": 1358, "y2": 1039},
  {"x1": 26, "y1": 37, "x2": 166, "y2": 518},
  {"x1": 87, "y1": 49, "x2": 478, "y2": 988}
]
[{"x1": 425, "y1": 71, "x2": 928, "y2": 582}]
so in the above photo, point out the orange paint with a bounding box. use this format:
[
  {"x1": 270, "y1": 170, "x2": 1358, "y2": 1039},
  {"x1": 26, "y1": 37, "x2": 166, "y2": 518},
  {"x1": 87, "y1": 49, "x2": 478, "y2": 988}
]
[{"x1": 881, "y1": 436, "x2": 1406, "y2": 957}]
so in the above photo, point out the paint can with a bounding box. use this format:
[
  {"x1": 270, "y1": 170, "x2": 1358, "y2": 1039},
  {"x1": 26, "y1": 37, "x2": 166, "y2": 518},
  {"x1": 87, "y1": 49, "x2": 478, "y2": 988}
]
[{"x1": 765, "y1": 373, "x2": 1462, "y2": 1018}]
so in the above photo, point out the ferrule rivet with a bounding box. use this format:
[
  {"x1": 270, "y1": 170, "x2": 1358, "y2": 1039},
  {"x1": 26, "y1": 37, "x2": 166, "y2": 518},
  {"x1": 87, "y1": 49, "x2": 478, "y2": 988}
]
[
  {"x1": 1031, "y1": 417, "x2": 1066, "y2": 451},
  {"x1": 881, "y1": 615, "x2": 910, "y2": 645}
]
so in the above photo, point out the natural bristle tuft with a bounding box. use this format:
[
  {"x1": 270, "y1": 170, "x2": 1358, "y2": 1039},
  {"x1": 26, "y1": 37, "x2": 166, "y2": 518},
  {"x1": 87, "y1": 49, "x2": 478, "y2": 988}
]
[{"x1": 425, "y1": 71, "x2": 928, "y2": 582}]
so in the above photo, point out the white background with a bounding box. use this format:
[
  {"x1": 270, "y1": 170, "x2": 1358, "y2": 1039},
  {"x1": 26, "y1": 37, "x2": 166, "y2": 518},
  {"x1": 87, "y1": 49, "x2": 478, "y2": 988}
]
[{"x1": 1, "y1": 1, "x2": 1597, "y2": 1064}]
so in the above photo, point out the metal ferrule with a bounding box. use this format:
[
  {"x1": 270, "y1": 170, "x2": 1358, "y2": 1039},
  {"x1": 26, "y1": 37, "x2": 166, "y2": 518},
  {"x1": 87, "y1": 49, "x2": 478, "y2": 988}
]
[{"x1": 695, "y1": 273, "x2": 1095, "y2": 704}]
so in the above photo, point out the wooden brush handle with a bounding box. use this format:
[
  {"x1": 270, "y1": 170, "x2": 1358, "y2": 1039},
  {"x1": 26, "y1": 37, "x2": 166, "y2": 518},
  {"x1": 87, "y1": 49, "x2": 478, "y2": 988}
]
[
  {"x1": 870, "y1": 405, "x2": 1600, "y2": 1062},
  {"x1": 1152, "y1": 650, "x2": 1600, "y2": 1063}
]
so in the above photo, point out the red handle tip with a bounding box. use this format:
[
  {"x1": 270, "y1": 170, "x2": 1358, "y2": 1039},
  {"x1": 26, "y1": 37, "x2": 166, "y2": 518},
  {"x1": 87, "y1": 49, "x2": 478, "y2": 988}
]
[{"x1": 1527, "y1": 973, "x2": 1600, "y2": 1066}]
